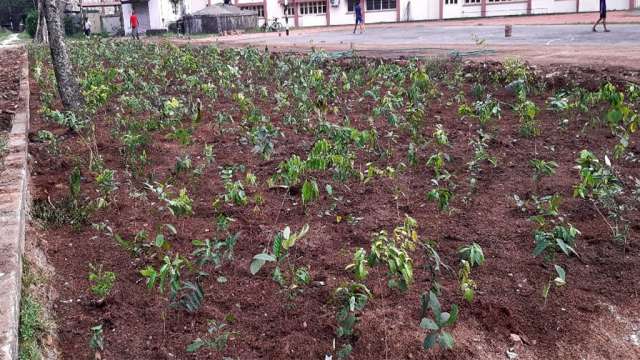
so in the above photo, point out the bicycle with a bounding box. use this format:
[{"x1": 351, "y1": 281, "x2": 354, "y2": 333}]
[{"x1": 261, "y1": 17, "x2": 284, "y2": 33}]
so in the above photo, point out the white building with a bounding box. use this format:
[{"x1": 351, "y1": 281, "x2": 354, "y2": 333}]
[{"x1": 114, "y1": 0, "x2": 639, "y2": 34}]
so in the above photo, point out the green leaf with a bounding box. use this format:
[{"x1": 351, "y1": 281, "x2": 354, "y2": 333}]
[
  {"x1": 553, "y1": 265, "x2": 566, "y2": 286},
  {"x1": 556, "y1": 238, "x2": 578, "y2": 256},
  {"x1": 423, "y1": 333, "x2": 438, "y2": 350},
  {"x1": 250, "y1": 253, "x2": 275, "y2": 275},
  {"x1": 250, "y1": 259, "x2": 266, "y2": 275},
  {"x1": 186, "y1": 338, "x2": 205, "y2": 352},
  {"x1": 420, "y1": 318, "x2": 439, "y2": 331},
  {"x1": 272, "y1": 266, "x2": 285, "y2": 286},
  {"x1": 155, "y1": 234, "x2": 165, "y2": 248},
  {"x1": 428, "y1": 291, "x2": 441, "y2": 318},
  {"x1": 301, "y1": 179, "x2": 319, "y2": 205},
  {"x1": 325, "y1": 184, "x2": 333, "y2": 195},
  {"x1": 164, "y1": 223, "x2": 177, "y2": 235},
  {"x1": 253, "y1": 253, "x2": 276, "y2": 262},
  {"x1": 440, "y1": 312, "x2": 450, "y2": 325},
  {"x1": 438, "y1": 332, "x2": 455, "y2": 349},
  {"x1": 443, "y1": 304, "x2": 459, "y2": 327}
]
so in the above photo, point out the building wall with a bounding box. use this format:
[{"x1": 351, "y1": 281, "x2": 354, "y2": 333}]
[
  {"x1": 402, "y1": 0, "x2": 440, "y2": 21},
  {"x1": 486, "y1": 1, "x2": 528, "y2": 17},
  {"x1": 533, "y1": 0, "x2": 576, "y2": 14},
  {"x1": 121, "y1": 0, "x2": 634, "y2": 34}
]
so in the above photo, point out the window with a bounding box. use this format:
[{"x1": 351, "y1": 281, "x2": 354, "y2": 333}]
[
  {"x1": 240, "y1": 5, "x2": 265, "y2": 17},
  {"x1": 464, "y1": 0, "x2": 480, "y2": 3},
  {"x1": 299, "y1": 1, "x2": 327, "y2": 15},
  {"x1": 350, "y1": 0, "x2": 397, "y2": 11},
  {"x1": 284, "y1": 4, "x2": 295, "y2": 16},
  {"x1": 366, "y1": 0, "x2": 396, "y2": 10},
  {"x1": 445, "y1": 0, "x2": 458, "y2": 4}
]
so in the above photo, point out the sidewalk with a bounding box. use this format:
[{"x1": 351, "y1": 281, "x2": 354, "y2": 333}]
[
  {"x1": 171, "y1": 10, "x2": 640, "y2": 70},
  {"x1": 186, "y1": 10, "x2": 640, "y2": 42}
]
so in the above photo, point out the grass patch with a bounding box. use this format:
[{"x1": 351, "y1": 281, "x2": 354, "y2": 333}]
[
  {"x1": 19, "y1": 261, "x2": 47, "y2": 360},
  {"x1": 19, "y1": 294, "x2": 44, "y2": 360},
  {"x1": 31, "y1": 197, "x2": 93, "y2": 230}
]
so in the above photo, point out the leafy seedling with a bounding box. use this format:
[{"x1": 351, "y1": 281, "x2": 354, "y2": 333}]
[
  {"x1": 458, "y1": 243, "x2": 485, "y2": 267},
  {"x1": 420, "y1": 291, "x2": 459, "y2": 351}
]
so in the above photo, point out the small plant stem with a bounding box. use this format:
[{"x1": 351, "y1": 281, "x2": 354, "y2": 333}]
[
  {"x1": 273, "y1": 189, "x2": 288, "y2": 225},
  {"x1": 590, "y1": 201, "x2": 616, "y2": 241}
]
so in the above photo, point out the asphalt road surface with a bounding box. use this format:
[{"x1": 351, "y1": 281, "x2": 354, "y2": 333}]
[{"x1": 243, "y1": 24, "x2": 640, "y2": 47}]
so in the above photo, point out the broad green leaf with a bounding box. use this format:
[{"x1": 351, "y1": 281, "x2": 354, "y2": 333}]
[
  {"x1": 556, "y1": 238, "x2": 577, "y2": 256},
  {"x1": 533, "y1": 239, "x2": 548, "y2": 257},
  {"x1": 155, "y1": 234, "x2": 165, "y2": 247},
  {"x1": 439, "y1": 332, "x2": 455, "y2": 349},
  {"x1": 443, "y1": 304, "x2": 459, "y2": 327},
  {"x1": 440, "y1": 312, "x2": 450, "y2": 325},
  {"x1": 428, "y1": 291, "x2": 441, "y2": 318},
  {"x1": 423, "y1": 333, "x2": 437, "y2": 350},
  {"x1": 553, "y1": 265, "x2": 566, "y2": 286},
  {"x1": 253, "y1": 253, "x2": 276, "y2": 262},
  {"x1": 420, "y1": 318, "x2": 439, "y2": 331},
  {"x1": 250, "y1": 253, "x2": 275, "y2": 275},
  {"x1": 186, "y1": 338, "x2": 205, "y2": 352}
]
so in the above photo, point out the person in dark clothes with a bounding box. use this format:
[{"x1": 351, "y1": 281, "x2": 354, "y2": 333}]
[
  {"x1": 592, "y1": 0, "x2": 610, "y2": 32},
  {"x1": 353, "y1": 0, "x2": 364, "y2": 34}
]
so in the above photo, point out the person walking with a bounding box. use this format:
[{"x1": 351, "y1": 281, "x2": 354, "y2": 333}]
[
  {"x1": 84, "y1": 18, "x2": 91, "y2": 37},
  {"x1": 130, "y1": 10, "x2": 140, "y2": 39},
  {"x1": 592, "y1": 0, "x2": 610, "y2": 32},
  {"x1": 353, "y1": 0, "x2": 364, "y2": 34}
]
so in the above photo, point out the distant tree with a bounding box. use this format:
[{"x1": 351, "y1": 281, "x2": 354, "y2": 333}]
[
  {"x1": 25, "y1": 9, "x2": 38, "y2": 37},
  {"x1": 0, "y1": 0, "x2": 35, "y2": 31},
  {"x1": 35, "y1": 0, "x2": 49, "y2": 43}
]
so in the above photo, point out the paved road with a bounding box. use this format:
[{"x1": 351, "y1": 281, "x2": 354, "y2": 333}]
[
  {"x1": 228, "y1": 24, "x2": 640, "y2": 47},
  {"x1": 199, "y1": 21, "x2": 640, "y2": 69}
]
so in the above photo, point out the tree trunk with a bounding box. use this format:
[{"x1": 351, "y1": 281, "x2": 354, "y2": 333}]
[
  {"x1": 35, "y1": 0, "x2": 49, "y2": 44},
  {"x1": 42, "y1": 0, "x2": 83, "y2": 110}
]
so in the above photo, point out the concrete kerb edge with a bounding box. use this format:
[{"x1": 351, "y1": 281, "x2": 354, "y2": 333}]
[{"x1": 0, "y1": 47, "x2": 30, "y2": 360}]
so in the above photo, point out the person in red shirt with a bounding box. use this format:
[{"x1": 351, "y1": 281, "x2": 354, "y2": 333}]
[{"x1": 130, "y1": 10, "x2": 140, "y2": 39}]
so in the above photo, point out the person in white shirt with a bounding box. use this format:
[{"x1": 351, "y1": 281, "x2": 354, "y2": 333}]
[{"x1": 84, "y1": 19, "x2": 92, "y2": 37}]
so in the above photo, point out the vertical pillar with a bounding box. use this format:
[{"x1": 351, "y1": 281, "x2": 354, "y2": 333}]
[
  {"x1": 397, "y1": 0, "x2": 401, "y2": 21},
  {"x1": 481, "y1": 0, "x2": 486, "y2": 17},
  {"x1": 576, "y1": 0, "x2": 580, "y2": 13},
  {"x1": 439, "y1": 0, "x2": 443, "y2": 20},
  {"x1": 527, "y1": 0, "x2": 532, "y2": 15},
  {"x1": 629, "y1": 0, "x2": 634, "y2": 10},
  {"x1": 362, "y1": 0, "x2": 366, "y2": 22},
  {"x1": 294, "y1": 0, "x2": 299, "y2": 27},
  {"x1": 263, "y1": 0, "x2": 268, "y2": 19},
  {"x1": 326, "y1": 0, "x2": 331, "y2": 26}
]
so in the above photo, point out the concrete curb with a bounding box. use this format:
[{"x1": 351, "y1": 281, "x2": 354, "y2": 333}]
[{"x1": 0, "y1": 47, "x2": 30, "y2": 360}]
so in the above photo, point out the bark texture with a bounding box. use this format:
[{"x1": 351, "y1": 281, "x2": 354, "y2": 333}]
[
  {"x1": 35, "y1": 0, "x2": 49, "y2": 44},
  {"x1": 42, "y1": 0, "x2": 83, "y2": 110}
]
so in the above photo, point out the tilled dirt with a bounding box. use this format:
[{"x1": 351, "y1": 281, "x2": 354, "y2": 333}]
[
  {"x1": 0, "y1": 47, "x2": 22, "y2": 131},
  {"x1": 27, "y1": 52, "x2": 640, "y2": 360},
  {"x1": 0, "y1": 47, "x2": 24, "y2": 174}
]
